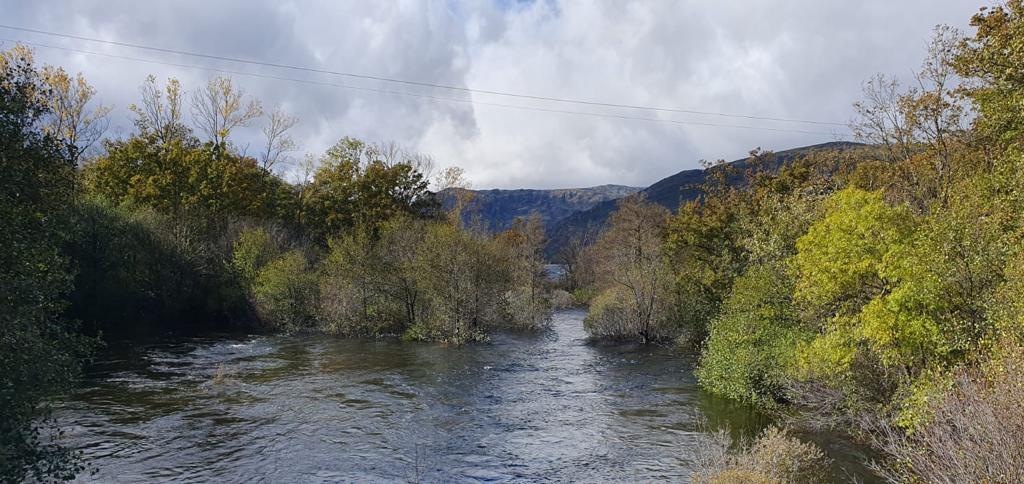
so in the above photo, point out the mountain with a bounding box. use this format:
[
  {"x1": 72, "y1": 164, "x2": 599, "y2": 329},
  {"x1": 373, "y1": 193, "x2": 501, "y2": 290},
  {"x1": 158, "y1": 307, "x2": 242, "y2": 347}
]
[
  {"x1": 545, "y1": 141, "x2": 867, "y2": 258},
  {"x1": 444, "y1": 184, "x2": 643, "y2": 232}
]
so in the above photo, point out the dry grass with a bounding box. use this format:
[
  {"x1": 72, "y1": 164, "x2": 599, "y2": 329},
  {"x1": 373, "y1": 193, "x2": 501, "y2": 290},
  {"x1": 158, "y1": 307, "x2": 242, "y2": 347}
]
[{"x1": 692, "y1": 426, "x2": 832, "y2": 484}]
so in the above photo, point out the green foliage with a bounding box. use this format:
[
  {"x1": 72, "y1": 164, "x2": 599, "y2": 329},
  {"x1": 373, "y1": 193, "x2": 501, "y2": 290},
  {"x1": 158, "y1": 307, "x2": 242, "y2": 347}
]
[
  {"x1": 955, "y1": 0, "x2": 1024, "y2": 150},
  {"x1": 792, "y1": 188, "x2": 916, "y2": 318},
  {"x1": 83, "y1": 133, "x2": 291, "y2": 221},
  {"x1": 314, "y1": 215, "x2": 550, "y2": 342},
  {"x1": 665, "y1": 198, "x2": 745, "y2": 345},
  {"x1": 493, "y1": 215, "x2": 552, "y2": 330},
  {"x1": 68, "y1": 199, "x2": 248, "y2": 332},
  {"x1": 318, "y1": 227, "x2": 403, "y2": 336},
  {"x1": 300, "y1": 137, "x2": 435, "y2": 241},
  {"x1": 231, "y1": 227, "x2": 282, "y2": 287},
  {"x1": 697, "y1": 264, "x2": 810, "y2": 405},
  {"x1": 408, "y1": 222, "x2": 509, "y2": 343},
  {"x1": 0, "y1": 45, "x2": 94, "y2": 482},
  {"x1": 252, "y1": 250, "x2": 319, "y2": 332}
]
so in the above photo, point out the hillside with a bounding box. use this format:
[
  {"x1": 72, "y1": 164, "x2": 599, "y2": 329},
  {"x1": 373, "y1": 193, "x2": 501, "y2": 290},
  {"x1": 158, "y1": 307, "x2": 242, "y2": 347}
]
[
  {"x1": 545, "y1": 141, "x2": 867, "y2": 258},
  {"x1": 444, "y1": 184, "x2": 642, "y2": 232}
]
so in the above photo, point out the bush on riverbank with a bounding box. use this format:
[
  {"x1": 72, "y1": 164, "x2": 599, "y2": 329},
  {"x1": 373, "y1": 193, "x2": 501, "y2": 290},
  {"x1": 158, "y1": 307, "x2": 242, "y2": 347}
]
[{"x1": 870, "y1": 338, "x2": 1024, "y2": 482}]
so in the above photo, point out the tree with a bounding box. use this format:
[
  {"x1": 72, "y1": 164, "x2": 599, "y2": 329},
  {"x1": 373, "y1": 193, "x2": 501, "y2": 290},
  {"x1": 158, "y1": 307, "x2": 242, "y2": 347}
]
[
  {"x1": 260, "y1": 105, "x2": 298, "y2": 172},
  {"x1": 408, "y1": 223, "x2": 499, "y2": 343},
  {"x1": 84, "y1": 134, "x2": 285, "y2": 220},
  {"x1": 129, "y1": 75, "x2": 189, "y2": 144},
  {"x1": 790, "y1": 188, "x2": 918, "y2": 387},
  {"x1": 792, "y1": 188, "x2": 916, "y2": 322},
  {"x1": 557, "y1": 224, "x2": 599, "y2": 293},
  {"x1": 301, "y1": 137, "x2": 434, "y2": 240},
  {"x1": 190, "y1": 75, "x2": 262, "y2": 149},
  {"x1": 0, "y1": 45, "x2": 93, "y2": 483},
  {"x1": 585, "y1": 194, "x2": 675, "y2": 342},
  {"x1": 39, "y1": 63, "x2": 111, "y2": 165},
  {"x1": 435, "y1": 165, "x2": 474, "y2": 225},
  {"x1": 252, "y1": 250, "x2": 318, "y2": 332},
  {"x1": 495, "y1": 214, "x2": 551, "y2": 329},
  {"x1": 955, "y1": 0, "x2": 1024, "y2": 151},
  {"x1": 698, "y1": 263, "x2": 810, "y2": 405}
]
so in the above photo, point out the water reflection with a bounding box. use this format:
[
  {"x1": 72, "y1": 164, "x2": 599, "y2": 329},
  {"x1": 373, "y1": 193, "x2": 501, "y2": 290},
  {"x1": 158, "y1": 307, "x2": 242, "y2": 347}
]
[{"x1": 57, "y1": 309, "x2": 869, "y2": 482}]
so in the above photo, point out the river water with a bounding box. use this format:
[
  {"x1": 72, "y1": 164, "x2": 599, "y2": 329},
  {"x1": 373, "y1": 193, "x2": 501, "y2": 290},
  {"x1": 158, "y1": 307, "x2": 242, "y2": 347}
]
[{"x1": 55, "y1": 309, "x2": 872, "y2": 482}]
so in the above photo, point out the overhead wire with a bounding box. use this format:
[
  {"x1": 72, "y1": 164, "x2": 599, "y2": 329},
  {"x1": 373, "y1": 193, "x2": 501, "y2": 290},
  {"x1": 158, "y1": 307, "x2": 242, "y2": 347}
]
[
  {"x1": 0, "y1": 23, "x2": 849, "y2": 130},
  {"x1": 1, "y1": 36, "x2": 847, "y2": 137}
]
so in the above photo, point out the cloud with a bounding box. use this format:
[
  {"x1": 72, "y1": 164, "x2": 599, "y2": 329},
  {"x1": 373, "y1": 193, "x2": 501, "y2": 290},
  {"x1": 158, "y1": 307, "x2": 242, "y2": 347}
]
[{"x1": 0, "y1": 0, "x2": 982, "y2": 188}]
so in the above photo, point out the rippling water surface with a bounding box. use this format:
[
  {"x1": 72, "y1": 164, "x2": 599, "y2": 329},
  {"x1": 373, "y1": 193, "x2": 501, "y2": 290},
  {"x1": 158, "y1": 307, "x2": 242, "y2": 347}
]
[{"x1": 56, "y1": 309, "x2": 872, "y2": 482}]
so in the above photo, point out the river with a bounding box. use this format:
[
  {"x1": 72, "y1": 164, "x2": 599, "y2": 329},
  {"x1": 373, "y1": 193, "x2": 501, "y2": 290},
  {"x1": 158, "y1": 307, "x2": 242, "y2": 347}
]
[{"x1": 55, "y1": 308, "x2": 874, "y2": 482}]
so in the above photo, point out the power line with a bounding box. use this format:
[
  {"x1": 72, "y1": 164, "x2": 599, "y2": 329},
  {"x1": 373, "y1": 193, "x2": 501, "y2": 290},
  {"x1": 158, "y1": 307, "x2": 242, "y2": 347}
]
[
  {"x1": 0, "y1": 23, "x2": 848, "y2": 127},
  {"x1": 2, "y1": 37, "x2": 845, "y2": 137}
]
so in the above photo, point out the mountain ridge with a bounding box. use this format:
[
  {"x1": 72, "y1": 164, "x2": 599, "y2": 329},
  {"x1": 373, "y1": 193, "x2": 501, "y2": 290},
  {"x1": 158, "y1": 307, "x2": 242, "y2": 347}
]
[
  {"x1": 441, "y1": 183, "x2": 643, "y2": 233},
  {"x1": 544, "y1": 141, "x2": 867, "y2": 257}
]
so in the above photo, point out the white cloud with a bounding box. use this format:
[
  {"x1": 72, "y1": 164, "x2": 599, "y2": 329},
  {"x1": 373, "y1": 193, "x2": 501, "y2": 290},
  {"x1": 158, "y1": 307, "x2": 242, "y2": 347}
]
[{"x1": 0, "y1": 0, "x2": 982, "y2": 188}]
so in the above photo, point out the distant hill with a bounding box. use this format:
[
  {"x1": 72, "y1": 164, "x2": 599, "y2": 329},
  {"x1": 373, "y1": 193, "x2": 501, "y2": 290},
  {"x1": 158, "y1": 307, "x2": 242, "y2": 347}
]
[
  {"x1": 545, "y1": 141, "x2": 867, "y2": 258},
  {"x1": 441, "y1": 184, "x2": 643, "y2": 232}
]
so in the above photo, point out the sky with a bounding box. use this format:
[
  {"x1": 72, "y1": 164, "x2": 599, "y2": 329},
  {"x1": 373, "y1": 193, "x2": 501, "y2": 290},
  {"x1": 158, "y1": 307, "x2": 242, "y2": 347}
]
[{"x1": 0, "y1": 0, "x2": 985, "y2": 189}]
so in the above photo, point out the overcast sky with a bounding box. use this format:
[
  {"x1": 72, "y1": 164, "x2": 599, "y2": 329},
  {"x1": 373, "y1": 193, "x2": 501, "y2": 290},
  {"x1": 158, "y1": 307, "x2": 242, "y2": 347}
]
[{"x1": 0, "y1": 1, "x2": 985, "y2": 189}]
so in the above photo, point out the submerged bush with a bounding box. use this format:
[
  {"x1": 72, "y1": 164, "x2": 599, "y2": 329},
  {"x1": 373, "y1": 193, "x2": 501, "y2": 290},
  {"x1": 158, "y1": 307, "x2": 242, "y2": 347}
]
[
  {"x1": 584, "y1": 285, "x2": 676, "y2": 341},
  {"x1": 584, "y1": 195, "x2": 677, "y2": 342},
  {"x1": 407, "y1": 222, "x2": 505, "y2": 343},
  {"x1": 693, "y1": 427, "x2": 831, "y2": 484}
]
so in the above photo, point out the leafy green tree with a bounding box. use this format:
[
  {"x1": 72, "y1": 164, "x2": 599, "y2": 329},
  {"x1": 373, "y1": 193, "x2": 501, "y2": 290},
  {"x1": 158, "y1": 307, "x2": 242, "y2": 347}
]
[
  {"x1": 253, "y1": 250, "x2": 319, "y2": 332},
  {"x1": 793, "y1": 188, "x2": 916, "y2": 321},
  {"x1": 231, "y1": 227, "x2": 283, "y2": 287},
  {"x1": 0, "y1": 45, "x2": 93, "y2": 482},
  {"x1": 300, "y1": 138, "x2": 434, "y2": 241},
  {"x1": 494, "y1": 214, "x2": 551, "y2": 330},
  {"x1": 791, "y1": 189, "x2": 917, "y2": 381},
  {"x1": 84, "y1": 134, "x2": 287, "y2": 220},
  {"x1": 698, "y1": 263, "x2": 810, "y2": 405},
  {"x1": 318, "y1": 226, "x2": 399, "y2": 336},
  {"x1": 955, "y1": 0, "x2": 1024, "y2": 151},
  {"x1": 407, "y1": 222, "x2": 510, "y2": 343}
]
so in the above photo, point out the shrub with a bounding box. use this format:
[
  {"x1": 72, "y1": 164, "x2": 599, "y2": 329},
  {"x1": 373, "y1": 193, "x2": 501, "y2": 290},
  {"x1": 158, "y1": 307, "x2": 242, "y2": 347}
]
[
  {"x1": 870, "y1": 339, "x2": 1024, "y2": 483},
  {"x1": 697, "y1": 264, "x2": 809, "y2": 405},
  {"x1": 550, "y1": 289, "x2": 575, "y2": 309},
  {"x1": 231, "y1": 227, "x2": 281, "y2": 287},
  {"x1": 693, "y1": 427, "x2": 831, "y2": 484},
  {"x1": 252, "y1": 250, "x2": 319, "y2": 331},
  {"x1": 584, "y1": 283, "x2": 676, "y2": 342},
  {"x1": 502, "y1": 287, "x2": 552, "y2": 330}
]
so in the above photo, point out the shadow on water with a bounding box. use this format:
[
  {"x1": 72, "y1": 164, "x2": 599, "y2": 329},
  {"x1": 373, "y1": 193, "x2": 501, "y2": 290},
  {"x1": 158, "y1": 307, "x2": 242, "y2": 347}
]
[{"x1": 55, "y1": 308, "x2": 877, "y2": 482}]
